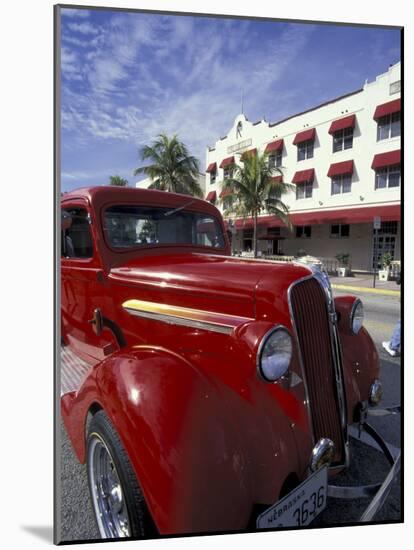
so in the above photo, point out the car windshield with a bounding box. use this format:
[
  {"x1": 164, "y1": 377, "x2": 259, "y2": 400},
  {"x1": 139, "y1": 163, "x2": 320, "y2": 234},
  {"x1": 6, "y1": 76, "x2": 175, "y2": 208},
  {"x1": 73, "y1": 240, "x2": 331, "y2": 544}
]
[{"x1": 103, "y1": 205, "x2": 225, "y2": 249}]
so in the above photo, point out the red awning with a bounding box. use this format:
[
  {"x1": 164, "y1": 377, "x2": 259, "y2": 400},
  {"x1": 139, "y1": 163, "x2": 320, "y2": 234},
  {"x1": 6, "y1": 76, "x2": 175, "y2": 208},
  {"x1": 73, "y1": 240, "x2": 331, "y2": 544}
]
[
  {"x1": 292, "y1": 168, "x2": 315, "y2": 183},
  {"x1": 328, "y1": 114, "x2": 356, "y2": 135},
  {"x1": 371, "y1": 150, "x2": 401, "y2": 170},
  {"x1": 234, "y1": 216, "x2": 284, "y2": 229},
  {"x1": 327, "y1": 160, "x2": 354, "y2": 178},
  {"x1": 265, "y1": 139, "x2": 284, "y2": 153},
  {"x1": 241, "y1": 148, "x2": 257, "y2": 160},
  {"x1": 271, "y1": 175, "x2": 283, "y2": 183},
  {"x1": 219, "y1": 156, "x2": 235, "y2": 168},
  {"x1": 373, "y1": 98, "x2": 401, "y2": 120},
  {"x1": 232, "y1": 204, "x2": 400, "y2": 230},
  {"x1": 293, "y1": 128, "x2": 316, "y2": 145},
  {"x1": 291, "y1": 204, "x2": 400, "y2": 226},
  {"x1": 205, "y1": 191, "x2": 216, "y2": 202},
  {"x1": 220, "y1": 187, "x2": 233, "y2": 198},
  {"x1": 206, "y1": 162, "x2": 217, "y2": 173}
]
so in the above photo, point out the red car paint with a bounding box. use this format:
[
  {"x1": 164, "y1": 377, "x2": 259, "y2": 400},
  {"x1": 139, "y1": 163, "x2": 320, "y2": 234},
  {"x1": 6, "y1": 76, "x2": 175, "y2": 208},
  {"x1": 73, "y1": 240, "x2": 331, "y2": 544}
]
[{"x1": 61, "y1": 186, "x2": 379, "y2": 535}]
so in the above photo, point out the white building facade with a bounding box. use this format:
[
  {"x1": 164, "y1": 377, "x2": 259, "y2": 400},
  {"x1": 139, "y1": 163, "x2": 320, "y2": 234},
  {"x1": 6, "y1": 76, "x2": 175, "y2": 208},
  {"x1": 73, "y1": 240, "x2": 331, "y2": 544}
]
[{"x1": 205, "y1": 63, "x2": 401, "y2": 272}]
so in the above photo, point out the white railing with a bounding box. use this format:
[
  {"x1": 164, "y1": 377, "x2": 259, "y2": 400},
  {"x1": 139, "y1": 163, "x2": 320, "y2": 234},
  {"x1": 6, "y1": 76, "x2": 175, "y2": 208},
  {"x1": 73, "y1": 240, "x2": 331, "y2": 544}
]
[
  {"x1": 257, "y1": 254, "x2": 341, "y2": 274},
  {"x1": 317, "y1": 257, "x2": 340, "y2": 274},
  {"x1": 390, "y1": 261, "x2": 401, "y2": 278},
  {"x1": 264, "y1": 255, "x2": 295, "y2": 263}
]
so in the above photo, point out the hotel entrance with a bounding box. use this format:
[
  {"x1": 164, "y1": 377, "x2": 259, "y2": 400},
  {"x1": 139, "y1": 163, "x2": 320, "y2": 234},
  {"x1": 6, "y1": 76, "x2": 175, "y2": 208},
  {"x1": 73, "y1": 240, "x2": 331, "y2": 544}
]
[{"x1": 372, "y1": 221, "x2": 398, "y2": 269}]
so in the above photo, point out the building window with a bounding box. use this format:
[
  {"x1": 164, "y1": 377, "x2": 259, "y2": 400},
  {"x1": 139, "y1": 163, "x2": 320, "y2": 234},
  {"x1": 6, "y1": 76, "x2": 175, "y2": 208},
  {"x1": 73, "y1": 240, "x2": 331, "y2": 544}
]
[
  {"x1": 210, "y1": 171, "x2": 216, "y2": 185},
  {"x1": 390, "y1": 81, "x2": 401, "y2": 95},
  {"x1": 268, "y1": 187, "x2": 282, "y2": 201},
  {"x1": 223, "y1": 166, "x2": 233, "y2": 179},
  {"x1": 376, "y1": 221, "x2": 398, "y2": 235},
  {"x1": 296, "y1": 225, "x2": 312, "y2": 238},
  {"x1": 375, "y1": 164, "x2": 400, "y2": 189},
  {"x1": 243, "y1": 229, "x2": 253, "y2": 252},
  {"x1": 269, "y1": 151, "x2": 282, "y2": 168},
  {"x1": 376, "y1": 112, "x2": 400, "y2": 141},
  {"x1": 332, "y1": 127, "x2": 353, "y2": 152},
  {"x1": 331, "y1": 174, "x2": 352, "y2": 195},
  {"x1": 296, "y1": 181, "x2": 313, "y2": 199},
  {"x1": 297, "y1": 140, "x2": 314, "y2": 161},
  {"x1": 330, "y1": 224, "x2": 350, "y2": 238},
  {"x1": 372, "y1": 223, "x2": 398, "y2": 269}
]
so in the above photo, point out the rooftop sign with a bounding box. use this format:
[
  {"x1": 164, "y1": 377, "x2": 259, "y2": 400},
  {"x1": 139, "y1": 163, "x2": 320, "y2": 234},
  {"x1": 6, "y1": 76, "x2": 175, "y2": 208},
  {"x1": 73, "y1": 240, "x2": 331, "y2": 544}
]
[{"x1": 227, "y1": 138, "x2": 252, "y2": 155}]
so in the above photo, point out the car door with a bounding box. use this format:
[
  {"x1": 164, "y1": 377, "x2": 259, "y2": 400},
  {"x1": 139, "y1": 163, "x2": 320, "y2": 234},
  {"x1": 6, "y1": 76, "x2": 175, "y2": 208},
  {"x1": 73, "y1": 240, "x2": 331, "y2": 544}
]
[{"x1": 61, "y1": 200, "x2": 118, "y2": 363}]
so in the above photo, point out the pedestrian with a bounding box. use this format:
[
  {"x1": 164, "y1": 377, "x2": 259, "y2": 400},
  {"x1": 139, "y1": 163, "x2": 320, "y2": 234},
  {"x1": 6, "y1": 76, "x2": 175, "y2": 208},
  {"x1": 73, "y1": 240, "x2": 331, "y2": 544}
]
[{"x1": 382, "y1": 273, "x2": 401, "y2": 357}]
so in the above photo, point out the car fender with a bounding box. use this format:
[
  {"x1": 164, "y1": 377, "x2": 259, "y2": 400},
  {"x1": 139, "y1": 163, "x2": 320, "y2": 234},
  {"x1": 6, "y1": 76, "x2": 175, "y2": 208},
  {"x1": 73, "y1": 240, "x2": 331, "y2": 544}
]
[
  {"x1": 339, "y1": 326, "x2": 380, "y2": 423},
  {"x1": 61, "y1": 345, "x2": 300, "y2": 534}
]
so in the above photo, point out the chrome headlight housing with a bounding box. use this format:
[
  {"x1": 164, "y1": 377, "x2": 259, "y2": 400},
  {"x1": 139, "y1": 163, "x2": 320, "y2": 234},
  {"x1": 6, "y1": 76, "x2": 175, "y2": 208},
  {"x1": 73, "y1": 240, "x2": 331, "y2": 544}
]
[
  {"x1": 257, "y1": 326, "x2": 292, "y2": 382},
  {"x1": 369, "y1": 379, "x2": 383, "y2": 406},
  {"x1": 350, "y1": 299, "x2": 364, "y2": 334}
]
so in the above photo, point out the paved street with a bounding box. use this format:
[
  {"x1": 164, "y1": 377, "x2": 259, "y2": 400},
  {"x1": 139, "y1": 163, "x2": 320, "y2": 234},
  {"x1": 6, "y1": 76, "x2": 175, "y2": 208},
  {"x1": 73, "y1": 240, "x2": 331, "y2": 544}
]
[
  {"x1": 314, "y1": 287, "x2": 401, "y2": 526},
  {"x1": 60, "y1": 422, "x2": 99, "y2": 542},
  {"x1": 334, "y1": 288, "x2": 401, "y2": 450},
  {"x1": 58, "y1": 286, "x2": 401, "y2": 541}
]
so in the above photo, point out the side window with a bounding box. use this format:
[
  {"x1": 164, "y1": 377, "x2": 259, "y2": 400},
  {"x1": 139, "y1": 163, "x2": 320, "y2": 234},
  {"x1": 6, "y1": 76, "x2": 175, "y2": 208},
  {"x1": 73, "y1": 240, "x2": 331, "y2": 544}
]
[
  {"x1": 195, "y1": 217, "x2": 224, "y2": 248},
  {"x1": 61, "y1": 207, "x2": 93, "y2": 258}
]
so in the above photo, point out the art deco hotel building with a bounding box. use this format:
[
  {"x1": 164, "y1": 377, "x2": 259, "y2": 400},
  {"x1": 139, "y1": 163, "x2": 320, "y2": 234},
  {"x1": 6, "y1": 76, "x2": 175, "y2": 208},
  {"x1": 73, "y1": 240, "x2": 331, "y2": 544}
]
[{"x1": 204, "y1": 63, "x2": 401, "y2": 272}]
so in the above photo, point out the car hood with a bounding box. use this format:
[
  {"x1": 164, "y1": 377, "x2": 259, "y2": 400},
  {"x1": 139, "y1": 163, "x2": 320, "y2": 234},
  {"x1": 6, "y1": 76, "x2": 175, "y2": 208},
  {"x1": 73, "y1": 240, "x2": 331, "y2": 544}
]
[{"x1": 109, "y1": 253, "x2": 312, "y2": 321}]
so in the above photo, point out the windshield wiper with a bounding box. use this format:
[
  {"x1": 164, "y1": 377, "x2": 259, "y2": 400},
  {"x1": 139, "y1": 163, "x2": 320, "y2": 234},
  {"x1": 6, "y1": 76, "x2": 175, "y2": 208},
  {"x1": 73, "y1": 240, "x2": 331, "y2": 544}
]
[{"x1": 163, "y1": 200, "x2": 197, "y2": 217}]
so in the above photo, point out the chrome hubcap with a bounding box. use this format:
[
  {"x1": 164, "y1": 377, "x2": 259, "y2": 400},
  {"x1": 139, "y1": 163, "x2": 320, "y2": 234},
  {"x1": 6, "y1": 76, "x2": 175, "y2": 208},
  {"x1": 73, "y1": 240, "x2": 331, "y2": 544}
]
[{"x1": 88, "y1": 434, "x2": 131, "y2": 538}]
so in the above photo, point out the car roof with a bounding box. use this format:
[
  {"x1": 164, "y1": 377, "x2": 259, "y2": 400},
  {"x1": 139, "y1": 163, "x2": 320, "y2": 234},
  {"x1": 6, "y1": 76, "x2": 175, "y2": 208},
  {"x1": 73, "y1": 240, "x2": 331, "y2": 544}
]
[{"x1": 61, "y1": 186, "x2": 217, "y2": 215}]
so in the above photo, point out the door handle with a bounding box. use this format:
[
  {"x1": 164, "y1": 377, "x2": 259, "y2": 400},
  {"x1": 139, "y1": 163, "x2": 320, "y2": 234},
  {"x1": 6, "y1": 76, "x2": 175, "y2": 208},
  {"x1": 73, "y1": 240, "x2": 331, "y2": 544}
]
[
  {"x1": 88, "y1": 308, "x2": 126, "y2": 348},
  {"x1": 88, "y1": 308, "x2": 103, "y2": 336}
]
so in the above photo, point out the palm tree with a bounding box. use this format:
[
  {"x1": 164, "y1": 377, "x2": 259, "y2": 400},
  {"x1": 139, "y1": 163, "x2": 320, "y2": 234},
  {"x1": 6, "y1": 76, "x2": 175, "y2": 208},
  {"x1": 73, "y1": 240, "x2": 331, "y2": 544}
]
[
  {"x1": 220, "y1": 150, "x2": 294, "y2": 258},
  {"x1": 109, "y1": 175, "x2": 128, "y2": 187},
  {"x1": 134, "y1": 133, "x2": 202, "y2": 197}
]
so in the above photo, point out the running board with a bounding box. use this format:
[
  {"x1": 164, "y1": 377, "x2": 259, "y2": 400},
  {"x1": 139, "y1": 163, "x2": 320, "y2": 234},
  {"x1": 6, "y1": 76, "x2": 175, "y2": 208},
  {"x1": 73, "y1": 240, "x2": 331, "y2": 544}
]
[{"x1": 60, "y1": 346, "x2": 92, "y2": 396}]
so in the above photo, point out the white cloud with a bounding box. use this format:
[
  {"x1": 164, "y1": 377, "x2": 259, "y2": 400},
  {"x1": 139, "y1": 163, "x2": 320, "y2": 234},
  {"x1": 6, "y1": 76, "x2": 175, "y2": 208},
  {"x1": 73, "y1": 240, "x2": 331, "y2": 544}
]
[
  {"x1": 67, "y1": 22, "x2": 99, "y2": 35},
  {"x1": 88, "y1": 58, "x2": 128, "y2": 93},
  {"x1": 61, "y1": 171, "x2": 90, "y2": 180},
  {"x1": 61, "y1": 8, "x2": 90, "y2": 19},
  {"x1": 61, "y1": 47, "x2": 83, "y2": 81},
  {"x1": 61, "y1": 34, "x2": 90, "y2": 48},
  {"x1": 61, "y1": 168, "x2": 131, "y2": 186},
  {"x1": 61, "y1": 14, "x2": 317, "y2": 170}
]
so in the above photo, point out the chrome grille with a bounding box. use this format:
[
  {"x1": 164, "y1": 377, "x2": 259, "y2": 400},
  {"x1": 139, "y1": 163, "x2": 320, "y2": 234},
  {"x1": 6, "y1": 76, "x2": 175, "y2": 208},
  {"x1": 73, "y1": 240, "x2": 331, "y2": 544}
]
[{"x1": 289, "y1": 276, "x2": 346, "y2": 465}]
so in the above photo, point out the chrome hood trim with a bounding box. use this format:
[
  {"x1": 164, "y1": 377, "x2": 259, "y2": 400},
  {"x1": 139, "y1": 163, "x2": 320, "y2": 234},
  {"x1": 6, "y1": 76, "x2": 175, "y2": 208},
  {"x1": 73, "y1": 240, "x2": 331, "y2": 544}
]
[{"x1": 122, "y1": 299, "x2": 254, "y2": 334}]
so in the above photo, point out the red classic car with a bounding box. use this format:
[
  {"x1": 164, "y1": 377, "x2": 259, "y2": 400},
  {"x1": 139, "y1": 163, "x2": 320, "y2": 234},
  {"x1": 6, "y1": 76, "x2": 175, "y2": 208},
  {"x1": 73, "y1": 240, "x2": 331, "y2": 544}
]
[{"x1": 60, "y1": 186, "x2": 399, "y2": 539}]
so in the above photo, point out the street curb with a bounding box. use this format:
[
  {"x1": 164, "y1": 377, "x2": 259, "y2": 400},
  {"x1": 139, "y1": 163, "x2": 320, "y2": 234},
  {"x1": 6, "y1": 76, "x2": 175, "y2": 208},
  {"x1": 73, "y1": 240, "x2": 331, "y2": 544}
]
[{"x1": 331, "y1": 284, "x2": 400, "y2": 297}]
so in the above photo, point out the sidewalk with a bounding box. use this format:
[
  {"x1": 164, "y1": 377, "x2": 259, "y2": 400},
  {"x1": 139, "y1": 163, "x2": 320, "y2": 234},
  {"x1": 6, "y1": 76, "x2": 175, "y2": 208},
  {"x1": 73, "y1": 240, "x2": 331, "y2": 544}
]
[{"x1": 329, "y1": 273, "x2": 401, "y2": 297}]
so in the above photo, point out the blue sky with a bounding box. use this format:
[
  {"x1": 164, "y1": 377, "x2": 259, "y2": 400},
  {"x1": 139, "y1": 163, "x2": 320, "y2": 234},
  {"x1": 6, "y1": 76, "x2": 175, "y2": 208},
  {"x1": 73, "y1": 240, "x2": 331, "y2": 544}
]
[{"x1": 60, "y1": 7, "x2": 401, "y2": 192}]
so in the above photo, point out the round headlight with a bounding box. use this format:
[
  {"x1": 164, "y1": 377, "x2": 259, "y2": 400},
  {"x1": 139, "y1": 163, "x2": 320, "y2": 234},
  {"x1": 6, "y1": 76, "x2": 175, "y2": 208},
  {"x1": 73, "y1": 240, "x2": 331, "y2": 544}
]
[
  {"x1": 351, "y1": 299, "x2": 364, "y2": 334},
  {"x1": 257, "y1": 326, "x2": 292, "y2": 382}
]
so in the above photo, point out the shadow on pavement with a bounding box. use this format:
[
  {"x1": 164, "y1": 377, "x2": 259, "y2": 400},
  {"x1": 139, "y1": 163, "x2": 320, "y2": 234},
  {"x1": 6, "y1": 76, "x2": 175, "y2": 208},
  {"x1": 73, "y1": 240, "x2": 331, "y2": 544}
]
[{"x1": 21, "y1": 525, "x2": 53, "y2": 543}]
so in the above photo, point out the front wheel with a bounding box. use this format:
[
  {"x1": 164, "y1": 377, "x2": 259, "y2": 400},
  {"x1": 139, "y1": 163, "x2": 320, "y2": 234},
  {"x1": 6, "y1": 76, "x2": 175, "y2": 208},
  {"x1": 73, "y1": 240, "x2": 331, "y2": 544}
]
[{"x1": 86, "y1": 410, "x2": 156, "y2": 539}]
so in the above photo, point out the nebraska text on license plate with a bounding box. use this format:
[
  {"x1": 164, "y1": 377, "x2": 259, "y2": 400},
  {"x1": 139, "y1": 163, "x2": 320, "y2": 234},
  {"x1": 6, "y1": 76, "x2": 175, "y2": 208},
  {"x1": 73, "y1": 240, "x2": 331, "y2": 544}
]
[{"x1": 256, "y1": 466, "x2": 328, "y2": 529}]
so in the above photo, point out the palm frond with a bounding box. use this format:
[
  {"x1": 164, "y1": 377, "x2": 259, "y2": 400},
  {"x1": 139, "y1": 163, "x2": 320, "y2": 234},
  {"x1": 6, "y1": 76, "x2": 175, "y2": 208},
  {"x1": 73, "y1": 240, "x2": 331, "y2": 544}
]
[
  {"x1": 133, "y1": 134, "x2": 202, "y2": 197},
  {"x1": 220, "y1": 150, "x2": 293, "y2": 256}
]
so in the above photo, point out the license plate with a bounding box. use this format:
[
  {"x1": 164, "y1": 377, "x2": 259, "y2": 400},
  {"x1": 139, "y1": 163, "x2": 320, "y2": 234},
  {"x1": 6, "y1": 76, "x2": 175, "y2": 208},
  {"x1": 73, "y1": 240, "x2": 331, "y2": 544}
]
[{"x1": 256, "y1": 465, "x2": 328, "y2": 529}]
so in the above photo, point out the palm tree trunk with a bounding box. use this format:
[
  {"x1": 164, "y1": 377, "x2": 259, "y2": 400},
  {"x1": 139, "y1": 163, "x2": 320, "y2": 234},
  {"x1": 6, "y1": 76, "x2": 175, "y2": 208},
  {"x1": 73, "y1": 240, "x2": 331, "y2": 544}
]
[{"x1": 253, "y1": 211, "x2": 258, "y2": 258}]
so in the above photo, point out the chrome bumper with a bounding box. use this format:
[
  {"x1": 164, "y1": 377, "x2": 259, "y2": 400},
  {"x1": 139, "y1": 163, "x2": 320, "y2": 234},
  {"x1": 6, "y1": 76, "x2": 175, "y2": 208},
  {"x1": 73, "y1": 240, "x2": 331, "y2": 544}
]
[{"x1": 328, "y1": 403, "x2": 401, "y2": 522}]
